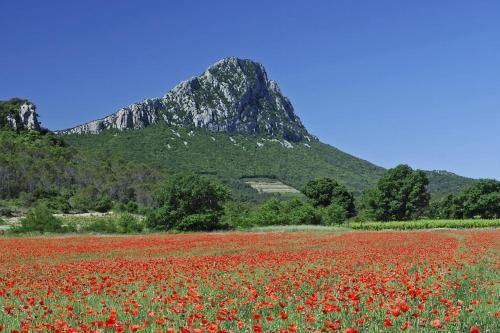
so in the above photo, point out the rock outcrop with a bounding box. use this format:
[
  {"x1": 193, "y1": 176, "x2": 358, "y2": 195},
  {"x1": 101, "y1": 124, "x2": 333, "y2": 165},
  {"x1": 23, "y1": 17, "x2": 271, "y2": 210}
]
[
  {"x1": 1, "y1": 99, "x2": 41, "y2": 131},
  {"x1": 59, "y1": 57, "x2": 311, "y2": 141}
]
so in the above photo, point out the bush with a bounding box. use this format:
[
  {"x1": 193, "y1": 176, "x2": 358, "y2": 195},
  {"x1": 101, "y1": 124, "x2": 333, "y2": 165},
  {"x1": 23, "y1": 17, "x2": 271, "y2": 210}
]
[
  {"x1": 82, "y1": 217, "x2": 118, "y2": 233},
  {"x1": 14, "y1": 204, "x2": 62, "y2": 233},
  {"x1": 176, "y1": 213, "x2": 225, "y2": 231},
  {"x1": 116, "y1": 214, "x2": 144, "y2": 234},
  {"x1": 245, "y1": 198, "x2": 321, "y2": 227},
  {"x1": 115, "y1": 201, "x2": 139, "y2": 214},
  {"x1": 93, "y1": 195, "x2": 113, "y2": 213},
  {"x1": 321, "y1": 203, "x2": 347, "y2": 225},
  {"x1": 221, "y1": 201, "x2": 252, "y2": 228},
  {"x1": 286, "y1": 200, "x2": 322, "y2": 225},
  {"x1": 70, "y1": 187, "x2": 113, "y2": 213},
  {"x1": 0, "y1": 206, "x2": 15, "y2": 217}
]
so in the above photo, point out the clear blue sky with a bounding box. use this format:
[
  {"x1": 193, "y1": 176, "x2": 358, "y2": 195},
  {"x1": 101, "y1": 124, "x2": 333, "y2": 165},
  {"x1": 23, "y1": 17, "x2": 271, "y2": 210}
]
[{"x1": 1, "y1": 0, "x2": 499, "y2": 179}]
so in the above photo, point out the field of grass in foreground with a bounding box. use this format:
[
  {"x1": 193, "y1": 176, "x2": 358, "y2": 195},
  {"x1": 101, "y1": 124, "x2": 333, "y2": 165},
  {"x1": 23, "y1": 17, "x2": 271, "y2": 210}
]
[{"x1": 0, "y1": 230, "x2": 498, "y2": 332}]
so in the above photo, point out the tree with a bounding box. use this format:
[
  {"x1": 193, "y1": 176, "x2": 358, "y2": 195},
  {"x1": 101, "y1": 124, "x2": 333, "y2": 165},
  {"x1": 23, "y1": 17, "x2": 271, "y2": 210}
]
[
  {"x1": 14, "y1": 203, "x2": 62, "y2": 233},
  {"x1": 146, "y1": 174, "x2": 230, "y2": 230},
  {"x1": 301, "y1": 178, "x2": 356, "y2": 217},
  {"x1": 429, "y1": 194, "x2": 460, "y2": 219},
  {"x1": 361, "y1": 164, "x2": 430, "y2": 221},
  {"x1": 455, "y1": 179, "x2": 500, "y2": 218}
]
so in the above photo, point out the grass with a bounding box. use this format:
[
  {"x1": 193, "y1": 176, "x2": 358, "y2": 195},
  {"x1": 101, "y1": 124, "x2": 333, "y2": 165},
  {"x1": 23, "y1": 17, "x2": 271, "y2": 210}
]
[
  {"x1": 347, "y1": 218, "x2": 500, "y2": 230},
  {"x1": 248, "y1": 224, "x2": 350, "y2": 232}
]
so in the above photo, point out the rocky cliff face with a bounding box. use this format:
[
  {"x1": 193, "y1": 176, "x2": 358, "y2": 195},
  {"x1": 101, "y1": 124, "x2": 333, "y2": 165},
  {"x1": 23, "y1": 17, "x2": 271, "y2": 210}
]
[
  {"x1": 0, "y1": 99, "x2": 41, "y2": 131},
  {"x1": 59, "y1": 58, "x2": 311, "y2": 141}
]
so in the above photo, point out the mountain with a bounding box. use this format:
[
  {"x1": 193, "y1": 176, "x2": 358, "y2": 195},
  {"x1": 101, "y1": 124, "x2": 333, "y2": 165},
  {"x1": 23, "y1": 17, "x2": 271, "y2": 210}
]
[
  {"x1": 57, "y1": 57, "x2": 476, "y2": 198},
  {"x1": 59, "y1": 58, "x2": 311, "y2": 142}
]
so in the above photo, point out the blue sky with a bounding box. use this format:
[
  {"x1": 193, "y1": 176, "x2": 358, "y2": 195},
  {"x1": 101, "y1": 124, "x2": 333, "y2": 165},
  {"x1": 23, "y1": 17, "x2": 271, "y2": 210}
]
[{"x1": 1, "y1": 0, "x2": 499, "y2": 179}]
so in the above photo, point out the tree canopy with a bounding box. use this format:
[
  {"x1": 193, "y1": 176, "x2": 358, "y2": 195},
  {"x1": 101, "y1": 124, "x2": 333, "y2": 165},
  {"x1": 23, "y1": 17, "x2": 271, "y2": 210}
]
[
  {"x1": 147, "y1": 174, "x2": 230, "y2": 230},
  {"x1": 301, "y1": 178, "x2": 356, "y2": 217},
  {"x1": 361, "y1": 164, "x2": 430, "y2": 221}
]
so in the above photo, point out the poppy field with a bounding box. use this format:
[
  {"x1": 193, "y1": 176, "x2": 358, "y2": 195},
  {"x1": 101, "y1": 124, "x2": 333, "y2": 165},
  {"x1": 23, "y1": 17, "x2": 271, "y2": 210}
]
[{"x1": 0, "y1": 230, "x2": 498, "y2": 332}]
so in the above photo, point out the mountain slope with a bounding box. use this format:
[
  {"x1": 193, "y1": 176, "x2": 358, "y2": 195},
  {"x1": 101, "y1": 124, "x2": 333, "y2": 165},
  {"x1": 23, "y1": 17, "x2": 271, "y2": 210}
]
[{"x1": 63, "y1": 125, "x2": 384, "y2": 197}]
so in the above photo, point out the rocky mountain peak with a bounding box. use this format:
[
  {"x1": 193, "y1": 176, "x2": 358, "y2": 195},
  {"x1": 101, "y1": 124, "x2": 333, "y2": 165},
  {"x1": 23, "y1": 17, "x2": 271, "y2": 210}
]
[{"x1": 59, "y1": 57, "x2": 311, "y2": 141}]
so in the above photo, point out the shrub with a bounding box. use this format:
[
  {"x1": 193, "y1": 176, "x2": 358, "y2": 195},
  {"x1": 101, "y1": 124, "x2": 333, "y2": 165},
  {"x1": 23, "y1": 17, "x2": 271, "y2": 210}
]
[
  {"x1": 246, "y1": 198, "x2": 321, "y2": 227},
  {"x1": 81, "y1": 217, "x2": 118, "y2": 233},
  {"x1": 70, "y1": 187, "x2": 113, "y2": 213},
  {"x1": 0, "y1": 206, "x2": 15, "y2": 217},
  {"x1": 176, "y1": 213, "x2": 225, "y2": 231},
  {"x1": 285, "y1": 200, "x2": 322, "y2": 225},
  {"x1": 14, "y1": 204, "x2": 62, "y2": 233},
  {"x1": 322, "y1": 203, "x2": 347, "y2": 225},
  {"x1": 93, "y1": 195, "x2": 113, "y2": 213},
  {"x1": 221, "y1": 201, "x2": 252, "y2": 228},
  {"x1": 116, "y1": 214, "x2": 144, "y2": 234}
]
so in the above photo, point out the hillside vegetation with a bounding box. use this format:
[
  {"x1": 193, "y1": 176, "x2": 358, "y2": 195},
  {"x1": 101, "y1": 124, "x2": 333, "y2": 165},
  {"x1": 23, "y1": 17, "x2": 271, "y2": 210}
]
[{"x1": 63, "y1": 124, "x2": 474, "y2": 198}]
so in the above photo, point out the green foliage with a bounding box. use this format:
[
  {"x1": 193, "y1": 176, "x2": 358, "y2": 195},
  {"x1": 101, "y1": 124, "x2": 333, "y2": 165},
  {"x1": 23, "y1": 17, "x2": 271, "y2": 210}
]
[
  {"x1": 302, "y1": 178, "x2": 356, "y2": 217},
  {"x1": 361, "y1": 164, "x2": 430, "y2": 221},
  {"x1": 63, "y1": 125, "x2": 387, "y2": 199},
  {"x1": 245, "y1": 198, "x2": 321, "y2": 226},
  {"x1": 80, "y1": 216, "x2": 118, "y2": 233},
  {"x1": 176, "y1": 213, "x2": 224, "y2": 232},
  {"x1": 116, "y1": 214, "x2": 144, "y2": 234},
  {"x1": 70, "y1": 186, "x2": 113, "y2": 212},
  {"x1": 147, "y1": 174, "x2": 230, "y2": 231},
  {"x1": 221, "y1": 201, "x2": 252, "y2": 228},
  {"x1": 349, "y1": 219, "x2": 500, "y2": 230},
  {"x1": 429, "y1": 194, "x2": 460, "y2": 219},
  {"x1": 321, "y1": 203, "x2": 348, "y2": 225},
  {"x1": 0, "y1": 98, "x2": 29, "y2": 130},
  {"x1": 60, "y1": 214, "x2": 144, "y2": 234},
  {"x1": 429, "y1": 179, "x2": 500, "y2": 219},
  {"x1": 455, "y1": 179, "x2": 500, "y2": 218},
  {"x1": 0, "y1": 128, "x2": 159, "y2": 210},
  {"x1": 13, "y1": 203, "x2": 62, "y2": 233},
  {"x1": 425, "y1": 170, "x2": 477, "y2": 197},
  {"x1": 115, "y1": 201, "x2": 140, "y2": 214}
]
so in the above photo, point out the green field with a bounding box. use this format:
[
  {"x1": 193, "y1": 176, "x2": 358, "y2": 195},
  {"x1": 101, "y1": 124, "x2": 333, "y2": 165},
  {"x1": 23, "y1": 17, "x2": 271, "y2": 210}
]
[{"x1": 348, "y1": 219, "x2": 500, "y2": 230}]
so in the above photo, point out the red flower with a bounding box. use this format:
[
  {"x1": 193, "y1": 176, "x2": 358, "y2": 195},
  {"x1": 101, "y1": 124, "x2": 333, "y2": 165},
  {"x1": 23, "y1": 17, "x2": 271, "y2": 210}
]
[
  {"x1": 252, "y1": 324, "x2": 262, "y2": 333},
  {"x1": 400, "y1": 321, "x2": 411, "y2": 331},
  {"x1": 470, "y1": 327, "x2": 480, "y2": 333},
  {"x1": 383, "y1": 318, "x2": 393, "y2": 327}
]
